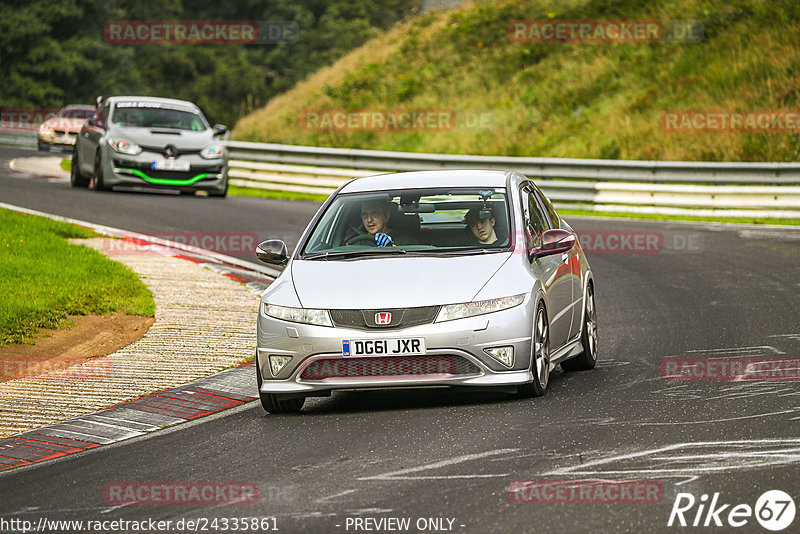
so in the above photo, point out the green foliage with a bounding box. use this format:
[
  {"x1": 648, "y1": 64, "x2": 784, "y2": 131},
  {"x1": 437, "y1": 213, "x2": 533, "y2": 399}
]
[
  {"x1": 0, "y1": 209, "x2": 155, "y2": 346},
  {"x1": 1, "y1": 0, "x2": 421, "y2": 126},
  {"x1": 237, "y1": 0, "x2": 800, "y2": 162}
]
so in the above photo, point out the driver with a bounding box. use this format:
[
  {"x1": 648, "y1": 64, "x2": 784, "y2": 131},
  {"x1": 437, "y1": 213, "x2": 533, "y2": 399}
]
[{"x1": 354, "y1": 199, "x2": 417, "y2": 247}]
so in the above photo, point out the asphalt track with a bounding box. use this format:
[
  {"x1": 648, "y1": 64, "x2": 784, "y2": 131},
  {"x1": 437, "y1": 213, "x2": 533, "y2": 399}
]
[{"x1": 1, "y1": 146, "x2": 800, "y2": 533}]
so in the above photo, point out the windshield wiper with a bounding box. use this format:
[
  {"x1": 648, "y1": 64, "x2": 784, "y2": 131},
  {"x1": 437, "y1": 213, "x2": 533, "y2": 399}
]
[
  {"x1": 425, "y1": 247, "x2": 505, "y2": 256},
  {"x1": 302, "y1": 248, "x2": 408, "y2": 260}
]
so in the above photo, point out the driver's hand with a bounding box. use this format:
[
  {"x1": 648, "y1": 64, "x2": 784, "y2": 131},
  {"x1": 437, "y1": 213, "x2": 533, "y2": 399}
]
[{"x1": 375, "y1": 232, "x2": 393, "y2": 247}]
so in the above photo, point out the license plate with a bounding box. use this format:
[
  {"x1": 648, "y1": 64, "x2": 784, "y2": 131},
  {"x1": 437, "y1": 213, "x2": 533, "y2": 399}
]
[
  {"x1": 342, "y1": 338, "x2": 426, "y2": 357},
  {"x1": 152, "y1": 160, "x2": 190, "y2": 171}
]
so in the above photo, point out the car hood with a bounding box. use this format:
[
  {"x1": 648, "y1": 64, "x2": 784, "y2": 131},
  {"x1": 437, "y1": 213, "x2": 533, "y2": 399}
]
[
  {"x1": 107, "y1": 125, "x2": 214, "y2": 150},
  {"x1": 291, "y1": 253, "x2": 512, "y2": 309},
  {"x1": 44, "y1": 117, "x2": 85, "y2": 132}
]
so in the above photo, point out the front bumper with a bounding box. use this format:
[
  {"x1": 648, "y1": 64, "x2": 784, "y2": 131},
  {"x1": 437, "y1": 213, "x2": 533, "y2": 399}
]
[
  {"x1": 103, "y1": 150, "x2": 228, "y2": 192},
  {"x1": 38, "y1": 131, "x2": 77, "y2": 147},
  {"x1": 256, "y1": 301, "x2": 535, "y2": 395}
]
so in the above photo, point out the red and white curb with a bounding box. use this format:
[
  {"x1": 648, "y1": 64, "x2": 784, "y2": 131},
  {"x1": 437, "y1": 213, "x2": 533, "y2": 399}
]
[
  {"x1": 0, "y1": 202, "x2": 279, "y2": 473},
  {"x1": 0, "y1": 363, "x2": 257, "y2": 471}
]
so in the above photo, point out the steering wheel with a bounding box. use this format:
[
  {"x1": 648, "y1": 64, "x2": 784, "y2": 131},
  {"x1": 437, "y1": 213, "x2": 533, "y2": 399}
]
[{"x1": 347, "y1": 234, "x2": 378, "y2": 246}]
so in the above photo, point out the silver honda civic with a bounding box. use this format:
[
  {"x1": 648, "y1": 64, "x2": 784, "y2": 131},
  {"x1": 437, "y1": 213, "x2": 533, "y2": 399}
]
[{"x1": 255, "y1": 170, "x2": 597, "y2": 413}]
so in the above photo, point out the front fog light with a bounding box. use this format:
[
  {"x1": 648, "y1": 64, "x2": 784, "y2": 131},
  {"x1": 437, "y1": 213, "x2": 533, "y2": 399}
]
[
  {"x1": 269, "y1": 355, "x2": 292, "y2": 376},
  {"x1": 484, "y1": 346, "x2": 514, "y2": 368}
]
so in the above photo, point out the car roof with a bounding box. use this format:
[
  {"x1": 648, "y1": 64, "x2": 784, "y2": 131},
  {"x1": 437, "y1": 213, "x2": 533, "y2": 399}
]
[
  {"x1": 339, "y1": 170, "x2": 513, "y2": 193},
  {"x1": 102, "y1": 96, "x2": 199, "y2": 108}
]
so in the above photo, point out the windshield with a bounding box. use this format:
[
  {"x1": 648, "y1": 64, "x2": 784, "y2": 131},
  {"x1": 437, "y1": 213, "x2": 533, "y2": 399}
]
[
  {"x1": 111, "y1": 103, "x2": 208, "y2": 131},
  {"x1": 59, "y1": 108, "x2": 94, "y2": 119},
  {"x1": 301, "y1": 187, "x2": 511, "y2": 258}
]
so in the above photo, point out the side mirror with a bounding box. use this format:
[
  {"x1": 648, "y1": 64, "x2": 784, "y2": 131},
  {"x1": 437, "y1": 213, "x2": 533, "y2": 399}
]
[
  {"x1": 212, "y1": 124, "x2": 228, "y2": 136},
  {"x1": 530, "y1": 229, "x2": 576, "y2": 259},
  {"x1": 256, "y1": 239, "x2": 288, "y2": 266}
]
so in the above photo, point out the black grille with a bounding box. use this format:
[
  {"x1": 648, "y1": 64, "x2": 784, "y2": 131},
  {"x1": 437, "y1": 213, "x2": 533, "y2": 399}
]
[
  {"x1": 330, "y1": 306, "x2": 439, "y2": 330},
  {"x1": 300, "y1": 355, "x2": 481, "y2": 380},
  {"x1": 139, "y1": 144, "x2": 201, "y2": 156}
]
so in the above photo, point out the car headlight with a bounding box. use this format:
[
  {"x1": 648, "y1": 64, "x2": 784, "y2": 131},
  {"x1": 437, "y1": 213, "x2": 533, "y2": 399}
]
[
  {"x1": 264, "y1": 303, "x2": 332, "y2": 327},
  {"x1": 108, "y1": 138, "x2": 142, "y2": 155},
  {"x1": 200, "y1": 144, "x2": 224, "y2": 159},
  {"x1": 38, "y1": 124, "x2": 54, "y2": 134},
  {"x1": 435, "y1": 294, "x2": 526, "y2": 322}
]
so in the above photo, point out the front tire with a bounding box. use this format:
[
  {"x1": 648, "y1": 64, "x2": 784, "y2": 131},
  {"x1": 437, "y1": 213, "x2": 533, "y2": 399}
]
[
  {"x1": 518, "y1": 303, "x2": 550, "y2": 397},
  {"x1": 208, "y1": 177, "x2": 228, "y2": 198},
  {"x1": 562, "y1": 283, "x2": 598, "y2": 371},
  {"x1": 70, "y1": 150, "x2": 89, "y2": 187},
  {"x1": 89, "y1": 151, "x2": 108, "y2": 191},
  {"x1": 256, "y1": 363, "x2": 305, "y2": 414}
]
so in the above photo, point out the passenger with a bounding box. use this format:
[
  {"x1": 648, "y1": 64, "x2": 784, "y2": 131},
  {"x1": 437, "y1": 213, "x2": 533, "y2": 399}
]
[
  {"x1": 357, "y1": 199, "x2": 418, "y2": 247},
  {"x1": 465, "y1": 206, "x2": 501, "y2": 245}
]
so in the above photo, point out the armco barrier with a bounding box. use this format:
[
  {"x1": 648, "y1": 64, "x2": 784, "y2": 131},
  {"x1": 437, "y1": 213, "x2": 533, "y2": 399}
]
[
  {"x1": 225, "y1": 141, "x2": 800, "y2": 217},
  {"x1": 224, "y1": 141, "x2": 800, "y2": 184},
  {"x1": 0, "y1": 130, "x2": 37, "y2": 149},
  {"x1": 3, "y1": 130, "x2": 797, "y2": 217}
]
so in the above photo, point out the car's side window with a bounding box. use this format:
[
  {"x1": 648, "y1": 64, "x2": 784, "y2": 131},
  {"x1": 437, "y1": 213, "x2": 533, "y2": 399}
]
[
  {"x1": 521, "y1": 184, "x2": 549, "y2": 251},
  {"x1": 533, "y1": 185, "x2": 560, "y2": 229}
]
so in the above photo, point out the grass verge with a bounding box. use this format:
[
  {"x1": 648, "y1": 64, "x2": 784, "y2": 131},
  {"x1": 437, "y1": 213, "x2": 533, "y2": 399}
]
[
  {"x1": 229, "y1": 184, "x2": 329, "y2": 202},
  {"x1": 0, "y1": 208, "x2": 155, "y2": 346},
  {"x1": 559, "y1": 208, "x2": 800, "y2": 226}
]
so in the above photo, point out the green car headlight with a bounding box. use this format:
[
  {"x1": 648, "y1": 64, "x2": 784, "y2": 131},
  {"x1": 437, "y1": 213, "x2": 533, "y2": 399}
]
[
  {"x1": 108, "y1": 138, "x2": 142, "y2": 155},
  {"x1": 200, "y1": 144, "x2": 224, "y2": 159}
]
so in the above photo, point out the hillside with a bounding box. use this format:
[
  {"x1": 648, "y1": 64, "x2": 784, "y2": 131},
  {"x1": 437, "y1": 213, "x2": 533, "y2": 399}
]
[{"x1": 234, "y1": 0, "x2": 800, "y2": 162}]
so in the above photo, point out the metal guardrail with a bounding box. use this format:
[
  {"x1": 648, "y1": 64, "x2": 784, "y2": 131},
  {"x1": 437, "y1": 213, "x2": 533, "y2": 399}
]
[
  {"x1": 225, "y1": 140, "x2": 800, "y2": 185},
  {"x1": 3, "y1": 131, "x2": 797, "y2": 217},
  {"x1": 0, "y1": 131, "x2": 37, "y2": 149},
  {"x1": 226, "y1": 141, "x2": 800, "y2": 218}
]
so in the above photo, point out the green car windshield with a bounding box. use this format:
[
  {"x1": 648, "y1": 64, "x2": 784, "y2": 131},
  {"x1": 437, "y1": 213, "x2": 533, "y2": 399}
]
[{"x1": 112, "y1": 104, "x2": 207, "y2": 131}]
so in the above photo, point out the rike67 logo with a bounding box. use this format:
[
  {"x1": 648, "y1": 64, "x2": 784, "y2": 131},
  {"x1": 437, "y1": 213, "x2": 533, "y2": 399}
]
[{"x1": 668, "y1": 490, "x2": 795, "y2": 531}]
